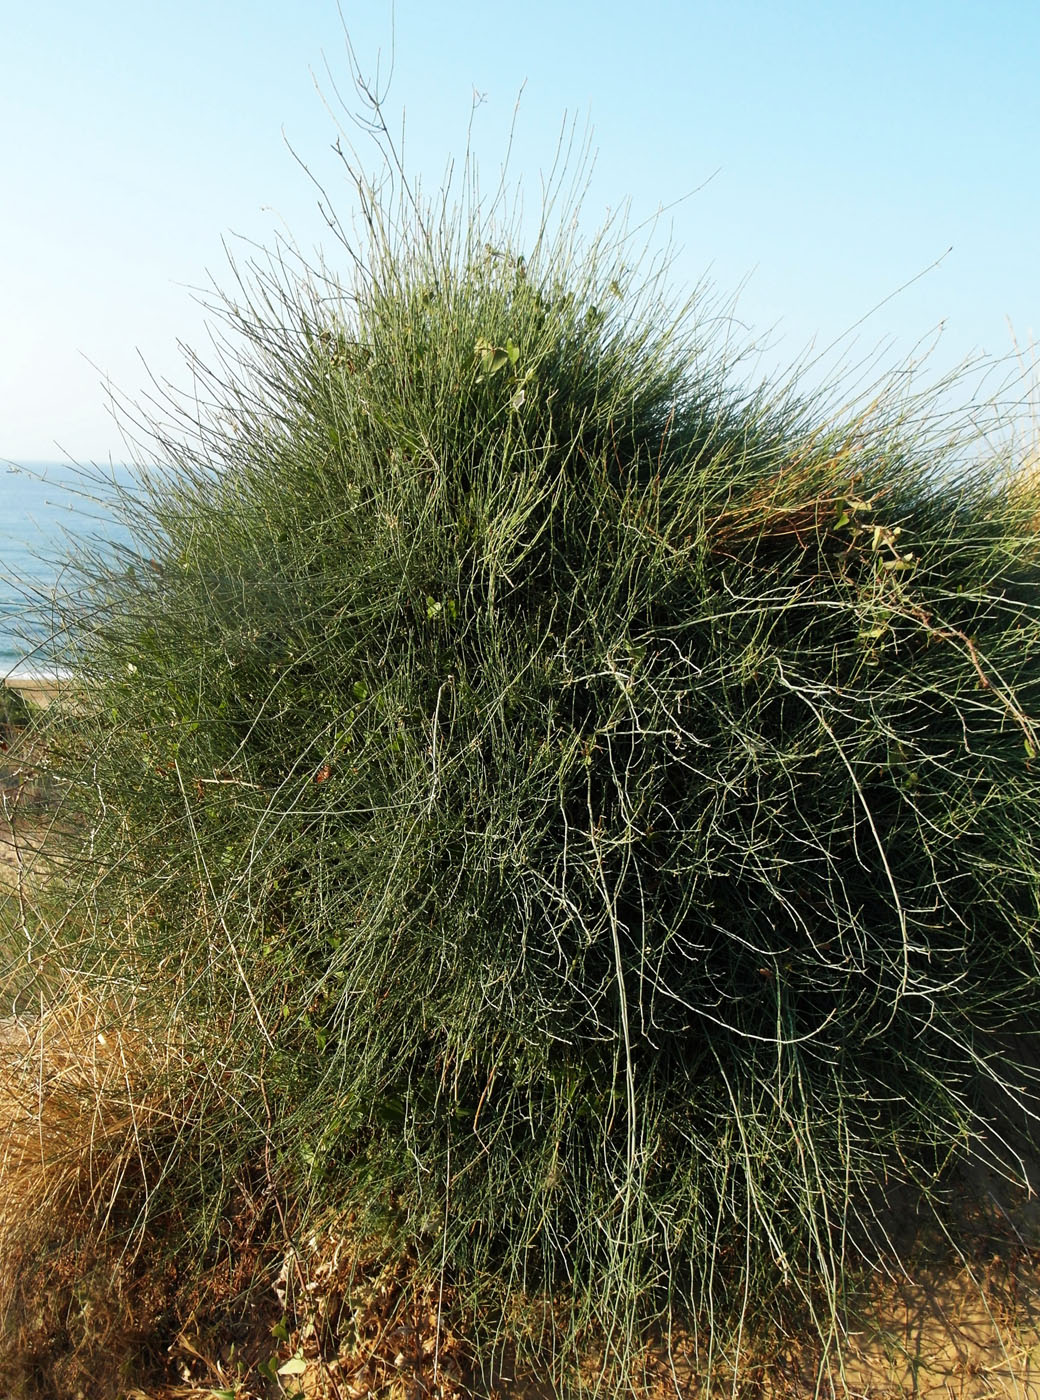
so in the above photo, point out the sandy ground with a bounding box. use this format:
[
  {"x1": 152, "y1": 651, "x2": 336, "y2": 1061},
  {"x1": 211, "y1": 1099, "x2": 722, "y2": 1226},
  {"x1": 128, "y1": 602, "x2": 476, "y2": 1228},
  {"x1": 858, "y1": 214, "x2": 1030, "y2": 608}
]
[
  {"x1": 0, "y1": 822, "x2": 44, "y2": 891},
  {"x1": 1, "y1": 676, "x2": 75, "y2": 890},
  {"x1": 0, "y1": 829, "x2": 23, "y2": 888},
  {"x1": 3, "y1": 674, "x2": 67, "y2": 709},
  {"x1": 769, "y1": 1199, "x2": 1040, "y2": 1399}
]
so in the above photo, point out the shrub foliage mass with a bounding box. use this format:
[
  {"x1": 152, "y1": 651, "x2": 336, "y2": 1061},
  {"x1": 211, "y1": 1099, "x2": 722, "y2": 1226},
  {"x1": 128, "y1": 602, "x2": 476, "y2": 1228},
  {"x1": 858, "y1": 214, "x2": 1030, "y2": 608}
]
[{"x1": 30, "y1": 157, "x2": 1040, "y2": 1382}]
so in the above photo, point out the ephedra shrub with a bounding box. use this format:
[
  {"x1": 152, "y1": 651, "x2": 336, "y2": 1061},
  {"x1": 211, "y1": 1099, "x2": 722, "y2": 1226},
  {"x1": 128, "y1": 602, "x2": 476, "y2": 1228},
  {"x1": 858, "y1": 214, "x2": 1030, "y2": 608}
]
[{"x1": 25, "y1": 130, "x2": 1040, "y2": 1389}]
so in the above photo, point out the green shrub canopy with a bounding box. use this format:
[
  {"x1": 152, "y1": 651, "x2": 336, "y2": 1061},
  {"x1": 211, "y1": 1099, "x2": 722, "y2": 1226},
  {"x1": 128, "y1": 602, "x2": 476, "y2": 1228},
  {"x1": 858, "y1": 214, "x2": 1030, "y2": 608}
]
[{"x1": 37, "y1": 163, "x2": 1040, "y2": 1383}]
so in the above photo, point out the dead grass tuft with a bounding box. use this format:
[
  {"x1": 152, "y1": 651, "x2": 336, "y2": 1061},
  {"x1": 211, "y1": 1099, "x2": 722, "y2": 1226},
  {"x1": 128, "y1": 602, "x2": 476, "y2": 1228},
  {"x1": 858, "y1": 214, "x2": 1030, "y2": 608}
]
[{"x1": 0, "y1": 988, "x2": 184, "y2": 1398}]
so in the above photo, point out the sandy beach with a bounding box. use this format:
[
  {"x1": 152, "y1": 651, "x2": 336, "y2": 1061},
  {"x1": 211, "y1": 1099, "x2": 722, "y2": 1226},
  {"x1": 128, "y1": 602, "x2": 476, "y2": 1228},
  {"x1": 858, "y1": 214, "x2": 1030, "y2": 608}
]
[{"x1": 3, "y1": 674, "x2": 70, "y2": 709}]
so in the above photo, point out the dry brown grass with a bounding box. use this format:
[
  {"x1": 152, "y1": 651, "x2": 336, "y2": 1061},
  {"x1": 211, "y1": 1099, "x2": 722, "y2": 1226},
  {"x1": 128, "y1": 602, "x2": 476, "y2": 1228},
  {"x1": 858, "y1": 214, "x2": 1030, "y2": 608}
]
[
  {"x1": 0, "y1": 989, "x2": 174, "y2": 1397},
  {"x1": 0, "y1": 976, "x2": 481, "y2": 1399}
]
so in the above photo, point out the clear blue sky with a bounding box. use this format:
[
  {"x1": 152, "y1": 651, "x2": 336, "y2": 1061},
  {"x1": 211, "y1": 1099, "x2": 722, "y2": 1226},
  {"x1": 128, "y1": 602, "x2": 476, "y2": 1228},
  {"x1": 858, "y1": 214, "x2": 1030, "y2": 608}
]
[{"x1": 2, "y1": 0, "x2": 1038, "y2": 462}]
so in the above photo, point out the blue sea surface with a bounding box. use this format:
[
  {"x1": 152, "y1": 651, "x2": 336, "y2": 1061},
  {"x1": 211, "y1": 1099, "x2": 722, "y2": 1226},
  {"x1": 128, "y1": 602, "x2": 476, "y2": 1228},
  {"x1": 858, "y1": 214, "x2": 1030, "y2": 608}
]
[{"x1": 0, "y1": 461, "x2": 136, "y2": 676}]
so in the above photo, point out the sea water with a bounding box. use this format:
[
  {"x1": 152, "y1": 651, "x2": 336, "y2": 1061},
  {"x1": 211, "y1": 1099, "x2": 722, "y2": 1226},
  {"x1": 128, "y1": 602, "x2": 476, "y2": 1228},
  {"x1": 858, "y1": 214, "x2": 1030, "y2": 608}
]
[{"x1": 0, "y1": 461, "x2": 135, "y2": 677}]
